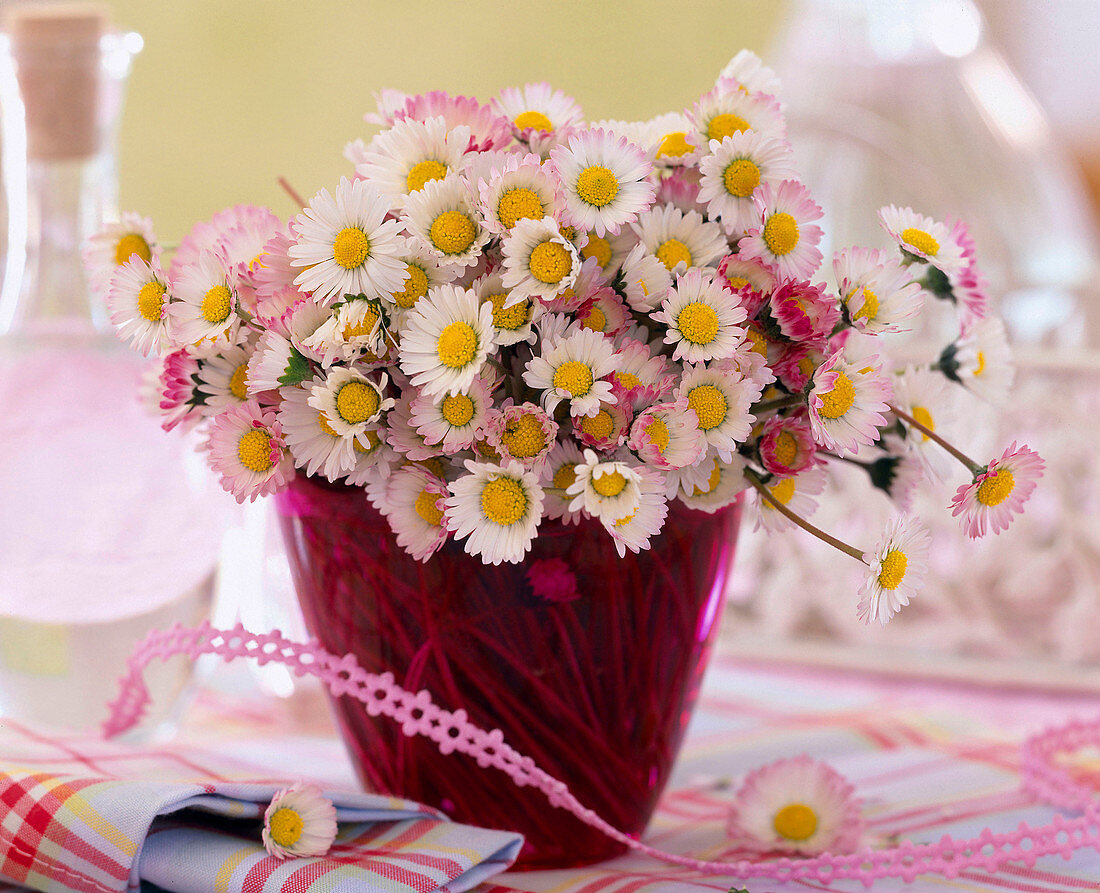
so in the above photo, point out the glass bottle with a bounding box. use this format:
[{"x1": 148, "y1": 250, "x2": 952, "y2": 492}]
[{"x1": 0, "y1": 5, "x2": 225, "y2": 734}]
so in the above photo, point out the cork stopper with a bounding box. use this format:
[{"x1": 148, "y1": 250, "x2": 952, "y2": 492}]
[{"x1": 4, "y1": 3, "x2": 109, "y2": 160}]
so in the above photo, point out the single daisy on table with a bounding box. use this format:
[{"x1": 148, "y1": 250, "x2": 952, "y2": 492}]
[
  {"x1": 697, "y1": 130, "x2": 797, "y2": 236},
  {"x1": 604, "y1": 465, "x2": 670, "y2": 557},
  {"x1": 204, "y1": 399, "x2": 294, "y2": 504},
  {"x1": 567, "y1": 449, "x2": 643, "y2": 525},
  {"x1": 951, "y1": 441, "x2": 1044, "y2": 538},
  {"x1": 627, "y1": 398, "x2": 708, "y2": 471},
  {"x1": 485, "y1": 402, "x2": 559, "y2": 473},
  {"x1": 858, "y1": 515, "x2": 931, "y2": 625},
  {"x1": 834, "y1": 246, "x2": 924, "y2": 334},
  {"x1": 409, "y1": 374, "x2": 492, "y2": 454},
  {"x1": 807, "y1": 351, "x2": 892, "y2": 455},
  {"x1": 288, "y1": 177, "x2": 407, "y2": 307},
  {"x1": 878, "y1": 204, "x2": 965, "y2": 278},
  {"x1": 728, "y1": 756, "x2": 863, "y2": 856},
  {"x1": 106, "y1": 254, "x2": 170, "y2": 357},
  {"x1": 398, "y1": 283, "x2": 496, "y2": 400},
  {"x1": 167, "y1": 251, "x2": 243, "y2": 347},
  {"x1": 500, "y1": 216, "x2": 581, "y2": 303},
  {"x1": 950, "y1": 316, "x2": 1015, "y2": 404},
  {"x1": 493, "y1": 82, "x2": 584, "y2": 158},
  {"x1": 676, "y1": 359, "x2": 763, "y2": 460},
  {"x1": 277, "y1": 381, "x2": 358, "y2": 480},
  {"x1": 631, "y1": 203, "x2": 728, "y2": 273},
  {"x1": 378, "y1": 465, "x2": 452, "y2": 562},
  {"x1": 651, "y1": 268, "x2": 747, "y2": 364},
  {"x1": 262, "y1": 782, "x2": 338, "y2": 860},
  {"x1": 753, "y1": 465, "x2": 826, "y2": 534},
  {"x1": 539, "y1": 438, "x2": 587, "y2": 525},
  {"x1": 307, "y1": 366, "x2": 395, "y2": 439},
  {"x1": 689, "y1": 79, "x2": 787, "y2": 146},
  {"x1": 476, "y1": 152, "x2": 560, "y2": 235},
  {"x1": 82, "y1": 211, "x2": 159, "y2": 297},
  {"x1": 737, "y1": 179, "x2": 824, "y2": 282},
  {"x1": 549, "y1": 128, "x2": 655, "y2": 237},
  {"x1": 402, "y1": 174, "x2": 491, "y2": 271},
  {"x1": 676, "y1": 451, "x2": 748, "y2": 513},
  {"x1": 446, "y1": 459, "x2": 544, "y2": 565},
  {"x1": 355, "y1": 115, "x2": 472, "y2": 205},
  {"x1": 522, "y1": 327, "x2": 620, "y2": 418}
]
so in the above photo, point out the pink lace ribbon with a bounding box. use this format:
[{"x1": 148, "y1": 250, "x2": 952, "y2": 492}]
[{"x1": 103, "y1": 622, "x2": 1100, "y2": 887}]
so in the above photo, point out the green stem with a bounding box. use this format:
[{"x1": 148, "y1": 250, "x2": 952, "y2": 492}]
[{"x1": 887, "y1": 402, "x2": 982, "y2": 475}]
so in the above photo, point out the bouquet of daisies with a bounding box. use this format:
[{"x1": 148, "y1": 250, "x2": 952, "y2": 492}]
[{"x1": 85, "y1": 50, "x2": 1042, "y2": 624}]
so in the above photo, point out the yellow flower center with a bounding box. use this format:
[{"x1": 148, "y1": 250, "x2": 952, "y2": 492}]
[
  {"x1": 692, "y1": 459, "x2": 722, "y2": 496},
  {"x1": 723, "y1": 158, "x2": 761, "y2": 197},
  {"x1": 977, "y1": 469, "x2": 1015, "y2": 507},
  {"x1": 137, "y1": 281, "x2": 166, "y2": 322},
  {"x1": 552, "y1": 462, "x2": 578, "y2": 491},
  {"x1": 581, "y1": 233, "x2": 612, "y2": 267},
  {"x1": 317, "y1": 411, "x2": 339, "y2": 438},
  {"x1": 726, "y1": 275, "x2": 750, "y2": 290},
  {"x1": 514, "y1": 109, "x2": 553, "y2": 132},
  {"x1": 687, "y1": 384, "x2": 728, "y2": 430},
  {"x1": 406, "y1": 159, "x2": 448, "y2": 193},
  {"x1": 798, "y1": 356, "x2": 817, "y2": 379},
  {"x1": 497, "y1": 187, "x2": 545, "y2": 229},
  {"x1": 436, "y1": 320, "x2": 478, "y2": 368},
  {"x1": 581, "y1": 305, "x2": 608, "y2": 332},
  {"x1": 332, "y1": 226, "x2": 371, "y2": 270},
  {"x1": 229, "y1": 363, "x2": 249, "y2": 400},
  {"x1": 770, "y1": 477, "x2": 796, "y2": 504},
  {"x1": 657, "y1": 131, "x2": 693, "y2": 158},
  {"x1": 440, "y1": 393, "x2": 475, "y2": 427},
  {"x1": 429, "y1": 211, "x2": 477, "y2": 255},
  {"x1": 237, "y1": 429, "x2": 273, "y2": 474},
  {"x1": 592, "y1": 469, "x2": 627, "y2": 497},
  {"x1": 877, "y1": 549, "x2": 908, "y2": 590},
  {"x1": 486, "y1": 292, "x2": 528, "y2": 330},
  {"x1": 772, "y1": 803, "x2": 818, "y2": 842},
  {"x1": 615, "y1": 371, "x2": 642, "y2": 389},
  {"x1": 575, "y1": 165, "x2": 620, "y2": 208},
  {"x1": 851, "y1": 288, "x2": 879, "y2": 323},
  {"x1": 342, "y1": 305, "x2": 380, "y2": 340},
  {"x1": 268, "y1": 807, "x2": 304, "y2": 848},
  {"x1": 911, "y1": 405, "x2": 934, "y2": 442},
  {"x1": 354, "y1": 429, "x2": 381, "y2": 454},
  {"x1": 579, "y1": 409, "x2": 614, "y2": 440},
  {"x1": 707, "y1": 112, "x2": 750, "y2": 142},
  {"x1": 415, "y1": 456, "x2": 447, "y2": 478},
  {"x1": 393, "y1": 264, "x2": 429, "y2": 309},
  {"x1": 529, "y1": 240, "x2": 573, "y2": 284},
  {"x1": 901, "y1": 226, "x2": 939, "y2": 256},
  {"x1": 114, "y1": 233, "x2": 152, "y2": 266},
  {"x1": 645, "y1": 416, "x2": 670, "y2": 453},
  {"x1": 414, "y1": 488, "x2": 444, "y2": 526},
  {"x1": 818, "y1": 372, "x2": 855, "y2": 420},
  {"x1": 656, "y1": 238, "x2": 693, "y2": 271},
  {"x1": 677, "y1": 301, "x2": 720, "y2": 345},
  {"x1": 201, "y1": 285, "x2": 232, "y2": 324},
  {"x1": 745, "y1": 328, "x2": 768, "y2": 357},
  {"x1": 481, "y1": 476, "x2": 528, "y2": 525},
  {"x1": 552, "y1": 360, "x2": 593, "y2": 397},
  {"x1": 501, "y1": 413, "x2": 547, "y2": 458},
  {"x1": 763, "y1": 212, "x2": 799, "y2": 256},
  {"x1": 336, "y1": 381, "x2": 381, "y2": 424},
  {"x1": 773, "y1": 430, "x2": 798, "y2": 466}
]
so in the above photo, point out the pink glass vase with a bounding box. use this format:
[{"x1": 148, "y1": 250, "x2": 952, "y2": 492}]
[{"x1": 275, "y1": 473, "x2": 742, "y2": 869}]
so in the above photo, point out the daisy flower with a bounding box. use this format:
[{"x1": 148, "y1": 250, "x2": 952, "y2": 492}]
[
  {"x1": 494, "y1": 82, "x2": 584, "y2": 158},
  {"x1": 628, "y1": 398, "x2": 707, "y2": 471},
  {"x1": 540, "y1": 439, "x2": 587, "y2": 525},
  {"x1": 501, "y1": 216, "x2": 581, "y2": 302},
  {"x1": 572, "y1": 400, "x2": 630, "y2": 452},
  {"x1": 195, "y1": 339, "x2": 257, "y2": 411},
  {"x1": 891, "y1": 366, "x2": 955, "y2": 479},
  {"x1": 277, "y1": 381, "x2": 357, "y2": 480},
  {"x1": 834, "y1": 246, "x2": 924, "y2": 334},
  {"x1": 878, "y1": 205, "x2": 965, "y2": 277},
  {"x1": 379, "y1": 465, "x2": 452, "y2": 562},
  {"x1": 82, "y1": 211, "x2": 159, "y2": 296},
  {"x1": 593, "y1": 112, "x2": 700, "y2": 168},
  {"x1": 386, "y1": 238, "x2": 455, "y2": 317},
  {"x1": 945, "y1": 215, "x2": 988, "y2": 324},
  {"x1": 204, "y1": 399, "x2": 294, "y2": 504},
  {"x1": 342, "y1": 429, "x2": 395, "y2": 487},
  {"x1": 386, "y1": 393, "x2": 445, "y2": 462},
  {"x1": 402, "y1": 174, "x2": 491, "y2": 270},
  {"x1": 476, "y1": 152, "x2": 560, "y2": 235},
  {"x1": 485, "y1": 403, "x2": 558, "y2": 473},
  {"x1": 446, "y1": 459, "x2": 544, "y2": 565},
  {"x1": 676, "y1": 359, "x2": 763, "y2": 460},
  {"x1": 355, "y1": 116, "x2": 472, "y2": 204},
  {"x1": 652, "y1": 268, "x2": 747, "y2": 363},
  {"x1": 246, "y1": 331, "x2": 302, "y2": 395},
  {"x1": 677, "y1": 451, "x2": 748, "y2": 512},
  {"x1": 689, "y1": 79, "x2": 787, "y2": 146},
  {"x1": 857, "y1": 515, "x2": 931, "y2": 625},
  {"x1": 605, "y1": 465, "x2": 669, "y2": 557},
  {"x1": 737, "y1": 179, "x2": 824, "y2": 282},
  {"x1": 717, "y1": 254, "x2": 776, "y2": 316},
  {"x1": 550, "y1": 128, "x2": 655, "y2": 237},
  {"x1": 106, "y1": 254, "x2": 170, "y2": 356},
  {"x1": 807, "y1": 352, "x2": 892, "y2": 455},
  {"x1": 288, "y1": 178, "x2": 406, "y2": 306},
  {"x1": 768, "y1": 280, "x2": 840, "y2": 347},
  {"x1": 655, "y1": 167, "x2": 710, "y2": 218},
  {"x1": 716, "y1": 49, "x2": 783, "y2": 96},
  {"x1": 631, "y1": 203, "x2": 728, "y2": 273},
  {"x1": 472, "y1": 270, "x2": 540, "y2": 347},
  {"x1": 620, "y1": 243, "x2": 674, "y2": 313},
  {"x1": 307, "y1": 367, "x2": 395, "y2": 438},
  {"x1": 262, "y1": 783, "x2": 338, "y2": 860},
  {"x1": 279, "y1": 299, "x2": 332, "y2": 364},
  {"x1": 391, "y1": 91, "x2": 512, "y2": 153},
  {"x1": 758, "y1": 413, "x2": 817, "y2": 476},
  {"x1": 728, "y1": 756, "x2": 863, "y2": 856},
  {"x1": 951, "y1": 316, "x2": 1014, "y2": 403},
  {"x1": 867, "y1": 451, "x2": 925, "y2": 513},
  {"x1": 753, "y1": 466, "x2": 826, "y2": 534},
  {"x1": 410, "y1": 374, "x2": 492, "y2": 453},
  {"x1": 608, "y1": 338, "x2": 676, "y2": 411},
  {"x1": 399, "y1": 283, "x2": 495, "y2": 400},
  {"x1": 522, "y1": 327, "x2": 620, "y2": 418},
  {"x1": 950, "y1": 442, "x2": 1044, "y2": 538},
  {"x1": 697, "y1": 131, "x2": 797, "y2": 236},
  {"x1": 301, "y1": 297, "x2": 392, "y2": 367},
  {"x1": 567, "y1": 450, "x2": 643, "y2": 524},
  {"x1": 167, "y1": 251, "x2": 242, "y2": 347},
  {"x1": 578, "y1": 226, "x2": 634, "y2": 276},
  {"x1": 575, "y1": 289, "x2": 630, "y2": 339}
]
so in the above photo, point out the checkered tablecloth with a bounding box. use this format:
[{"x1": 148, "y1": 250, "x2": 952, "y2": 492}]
[{"x1": 4, "y1": 653, "x2": 1100, "y2": 893}]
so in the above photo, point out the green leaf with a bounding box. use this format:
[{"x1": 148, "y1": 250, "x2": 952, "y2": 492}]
[{"x1": 277, "y1": 347, "x2": 313, "y2": 387}]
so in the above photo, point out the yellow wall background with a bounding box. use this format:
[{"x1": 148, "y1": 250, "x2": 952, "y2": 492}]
[{"x1": 102, "y1": 0, "x2": 786, "y2": 242}]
